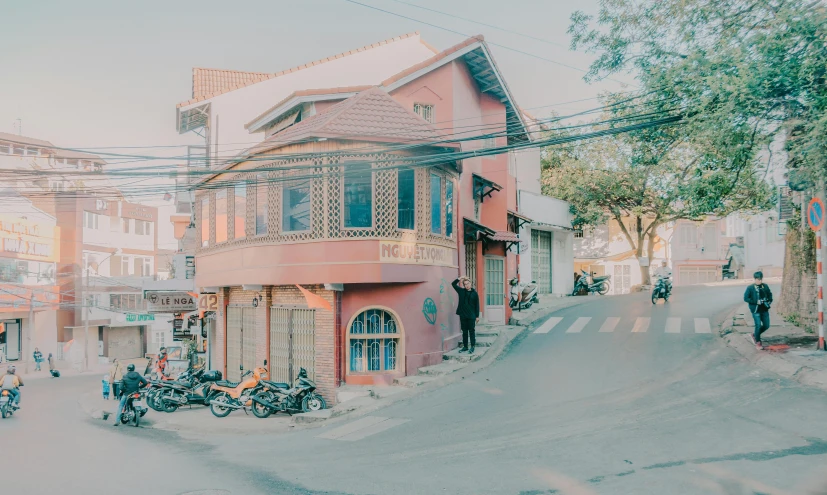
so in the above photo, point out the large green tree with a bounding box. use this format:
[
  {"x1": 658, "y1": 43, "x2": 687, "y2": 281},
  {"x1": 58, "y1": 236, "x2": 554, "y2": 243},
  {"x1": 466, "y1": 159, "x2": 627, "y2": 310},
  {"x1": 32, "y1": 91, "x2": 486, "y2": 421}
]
[
  {"x1": 543, "y1": 97, "x2": 773, "y2": 285},
  {"x1": 568, "y1": 0, "x2": 827, "y2": 181}
]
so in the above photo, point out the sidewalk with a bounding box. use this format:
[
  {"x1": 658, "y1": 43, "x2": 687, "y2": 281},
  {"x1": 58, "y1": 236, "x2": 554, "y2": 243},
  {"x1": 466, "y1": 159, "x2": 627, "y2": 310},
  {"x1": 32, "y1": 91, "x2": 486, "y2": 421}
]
[
  {"x1": 3, "y1": 362, "x2": 110, "y2": 381},
  {"x1": 720, "y1": 304, "x2": 827, "y2": 392}
]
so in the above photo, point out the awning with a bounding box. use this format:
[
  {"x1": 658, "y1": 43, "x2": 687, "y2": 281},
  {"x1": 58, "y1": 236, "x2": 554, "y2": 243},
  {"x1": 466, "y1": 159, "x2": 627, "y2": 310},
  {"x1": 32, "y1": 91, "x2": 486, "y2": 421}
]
[
  {"x1": 473, "y1": 173, "x2": 502, "y2": 202},
  {"x1": 463, "y1": 217, "x2": 495, "y2": 244},
  {"x1": 507, "y1": 210, "x2": 532, "y2": 230},
  {"x1": 488, "y1": 230, "x2": 521, "y2": 251}
]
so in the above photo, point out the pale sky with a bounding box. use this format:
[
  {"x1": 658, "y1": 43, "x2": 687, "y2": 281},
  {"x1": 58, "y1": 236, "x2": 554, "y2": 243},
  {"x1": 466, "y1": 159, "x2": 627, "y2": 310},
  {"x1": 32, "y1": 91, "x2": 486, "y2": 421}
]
[{"x1": 0, "y1": 0, "x2": 631, "y2": 248}]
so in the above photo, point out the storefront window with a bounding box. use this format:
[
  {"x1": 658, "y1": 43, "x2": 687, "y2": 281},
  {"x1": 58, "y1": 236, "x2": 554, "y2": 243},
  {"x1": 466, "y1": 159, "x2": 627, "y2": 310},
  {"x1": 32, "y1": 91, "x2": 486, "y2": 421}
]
[
  {"x1": 234, "y1": 183, "x2": 246, "y2": 239},
  {"x1": 343, "y1": 164, "x2": 372, "y2": 228},
  {"x1": 397, "y1": 169, "x2": 415, "y2": 230},
  {"x1": 282, "y1": 179, "x2": 311, "y2": 232},
  {"x1": 349, "y1": 308, "x2": 399, "y2": 372},
  {"x1": 216, "y1": 190, "x2": 227, "y2": 243},
  {"x1": 430, "y1": 174, "x2": 442, "y2": 234}
]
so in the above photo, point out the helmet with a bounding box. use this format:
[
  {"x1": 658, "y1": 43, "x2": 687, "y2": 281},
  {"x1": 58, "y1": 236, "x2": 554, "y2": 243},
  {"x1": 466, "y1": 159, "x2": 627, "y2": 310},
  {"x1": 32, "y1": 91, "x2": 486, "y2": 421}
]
[
  {"x1": 7, "y1": 366, "x2": 15, "y2": 373},
  {"x1": 127, "y1": 364, "x2": 136, "y2": 372}
]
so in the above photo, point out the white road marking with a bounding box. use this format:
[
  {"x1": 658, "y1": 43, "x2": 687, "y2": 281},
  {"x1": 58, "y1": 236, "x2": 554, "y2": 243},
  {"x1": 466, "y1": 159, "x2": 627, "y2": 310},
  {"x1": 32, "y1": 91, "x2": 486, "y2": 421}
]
[
  {"x1": 666, "y1": 317, "x2": 682, "y2": 334},
  {"x1": 599, "y1": 317, "x2": 621, "y2": 333},
  {"x1": 694, "y1": 318, "x2": 712, "y2": 334},
  {"x1": 317, "y1": 416, "x2": 388, "y2": 440},
  {"x1": 566, "y1": 317, "x2": 592, "y2": 333},
  {"x1": 533, "y1": 317, "x2": 563, "y2": 334},
  {"x1": 632, "y1": 317, "x2": 650, "y2": 333},
  {"x1": 337, "y1": 418, "x2": 410, "y2": 441}
]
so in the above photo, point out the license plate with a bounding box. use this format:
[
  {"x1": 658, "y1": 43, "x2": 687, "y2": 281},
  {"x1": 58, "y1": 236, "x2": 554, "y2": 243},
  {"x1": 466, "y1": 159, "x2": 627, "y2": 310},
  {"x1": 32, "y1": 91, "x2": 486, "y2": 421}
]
[{"x1": 134, "y1": 401, "x2": 143, "y2": 409}]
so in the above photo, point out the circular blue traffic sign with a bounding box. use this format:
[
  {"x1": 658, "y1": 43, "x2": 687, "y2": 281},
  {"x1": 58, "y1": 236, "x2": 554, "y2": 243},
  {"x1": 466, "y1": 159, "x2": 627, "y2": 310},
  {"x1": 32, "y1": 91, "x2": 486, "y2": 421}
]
[{"x1": 808, "y1": 198, "x2": 824, "y2": 232}]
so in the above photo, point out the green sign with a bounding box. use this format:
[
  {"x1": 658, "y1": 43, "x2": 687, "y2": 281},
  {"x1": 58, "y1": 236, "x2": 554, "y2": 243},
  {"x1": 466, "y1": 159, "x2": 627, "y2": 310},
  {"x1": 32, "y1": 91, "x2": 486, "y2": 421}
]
[{"x1": 126, "y1": 313, "x2": 155, "y2": 323}]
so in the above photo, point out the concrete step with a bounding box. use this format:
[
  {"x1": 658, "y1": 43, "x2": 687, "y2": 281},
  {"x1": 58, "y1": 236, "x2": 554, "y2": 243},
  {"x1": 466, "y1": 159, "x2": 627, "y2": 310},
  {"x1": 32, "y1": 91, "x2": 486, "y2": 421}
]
[
  {"x1": 394, "y1": 375, "x2": 437, "y2": 388},
  {"x1": 443, "y1": 347, "x2": 485, "y2": 363},
  {"x1": 418, "y1": 362, "x2": 466, "y2": 376},
  {"x1": 474, "y1": 336, "x2": 497, "y2": 347}
]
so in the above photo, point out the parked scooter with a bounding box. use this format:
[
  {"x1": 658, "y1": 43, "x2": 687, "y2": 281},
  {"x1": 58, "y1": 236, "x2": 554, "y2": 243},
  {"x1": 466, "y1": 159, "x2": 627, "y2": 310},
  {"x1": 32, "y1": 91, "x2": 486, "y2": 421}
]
[
  {"x1": 651, "y1": 276, "x2": 671, "y2": 304},
  {"x1": 509, "y1": 278, "x2": 539, "y2": 311},
  {"x1": 157, "y1": 368, "x2": 223, "y2": 413},
  {"x1": 572, "y1": 269, "x2": 611, "y2": 296},
  {"x1": 146, "y1": 367, "x2": 199, "y2": 411},
  {"x1": 250, "y1": 367, "x2": 326, "y2": 418},
  {"x1": 208, "y1": 364, "x2": 268, "y2": 418}
]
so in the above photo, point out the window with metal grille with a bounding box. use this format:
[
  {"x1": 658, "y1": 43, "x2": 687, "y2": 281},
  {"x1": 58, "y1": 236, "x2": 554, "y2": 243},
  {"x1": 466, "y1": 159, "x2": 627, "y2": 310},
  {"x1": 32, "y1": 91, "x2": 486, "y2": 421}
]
[
  {"x1": 255, "y1": 173, "x2": 268, "y2": 235},
  {"x1": 200, "y1": 197, "x2": 209, "y2": 247},
  {"x1": 445, "y1": 179, "x2": 454, "y2": 238},
  {"x1": 343, "y1": 163, "x2": 373, "y2": 228},
  {"x1": 397, "y1": 169, "x2": 415, "y2": 230},
  {"x1": 234, "y1": 183, "x2": 246, "y2": 239},
  {"x1": 574, "y1": 230, "x2": 584, "y2": 238},
  {"x1": 430, "y1": 174, "x2": 442, "y2": 234},
  {"x1": 216, "y1": 189, "x2": 228, "y2": 243},
  {"x1": 282, "y1": 179, "x2": 311, "y2": 232},
  {"x1": 413, "y1": 103, "x2": 434, "y2": 123},
  {"x1": 348, "y1": 308, "x2": 400, "y2": 372}
]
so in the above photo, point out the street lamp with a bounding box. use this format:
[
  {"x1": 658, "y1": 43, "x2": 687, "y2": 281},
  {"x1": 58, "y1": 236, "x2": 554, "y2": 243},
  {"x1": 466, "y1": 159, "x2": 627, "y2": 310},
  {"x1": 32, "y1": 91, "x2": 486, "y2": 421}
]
[{"x1": 80, "y1": 248, "x2": 122, "y2": 372}]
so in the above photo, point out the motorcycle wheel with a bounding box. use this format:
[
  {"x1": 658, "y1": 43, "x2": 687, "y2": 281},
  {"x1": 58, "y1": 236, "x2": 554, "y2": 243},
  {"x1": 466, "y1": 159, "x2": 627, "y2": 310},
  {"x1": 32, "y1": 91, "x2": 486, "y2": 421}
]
[
  {"x1": 210, "y1": 393, "x2": 233, "y2": 418},
  {"x1": 597, "y1": 283, "x2": 610, "y2": 296},
  {"x1": 301, "y1": 393, "x2": 327, "y2": 412},
  {"x1": 147, "y1": 390, "x2": 162, "y2": 411},
  {"x1": 652, "y1": 292, "x2": 658, "y2": 304},
  {"x1": 1, "y1": 406, "x2": 6, "y2": 419},
  {"x1": 251, "y1": 394, "x2": 273, "y2": 419},
  {"x1": 664, "y1": 293, "x2": 670, "y2": 302},
  {"x1": 162, "y1": 400, "x2": 178, "y2": 413},
  {"x1": 133, "y1": 408, "x2": 140, "y2": 427}
]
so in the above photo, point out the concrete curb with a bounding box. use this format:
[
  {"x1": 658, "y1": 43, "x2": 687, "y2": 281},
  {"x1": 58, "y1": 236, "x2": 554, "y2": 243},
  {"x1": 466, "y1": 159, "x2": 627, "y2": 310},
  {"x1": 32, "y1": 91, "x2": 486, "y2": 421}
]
[{"x1": 719, "y1": 306, "x2": 827, "y2": 393}]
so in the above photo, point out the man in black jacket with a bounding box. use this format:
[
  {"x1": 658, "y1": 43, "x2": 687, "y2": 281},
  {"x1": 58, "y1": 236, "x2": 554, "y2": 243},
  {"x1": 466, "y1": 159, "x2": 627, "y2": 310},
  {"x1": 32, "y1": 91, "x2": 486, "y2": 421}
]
[
  {"x1": 744, "y1": 271, "x2": 773, "y2": 350},
  {"x1": 113, "y1": 363, "x2": 148, "y2": 426},
  {"x1": 452, "y1": 276, "x2": 480, "y2": 354}
]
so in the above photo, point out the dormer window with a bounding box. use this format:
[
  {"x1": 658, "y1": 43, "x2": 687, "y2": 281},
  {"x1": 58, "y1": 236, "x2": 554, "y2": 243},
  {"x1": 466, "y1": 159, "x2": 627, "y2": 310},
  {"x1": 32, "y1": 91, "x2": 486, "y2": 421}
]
[{"x1": 413, "y1": 103, "x2": 434, "y2": 123}]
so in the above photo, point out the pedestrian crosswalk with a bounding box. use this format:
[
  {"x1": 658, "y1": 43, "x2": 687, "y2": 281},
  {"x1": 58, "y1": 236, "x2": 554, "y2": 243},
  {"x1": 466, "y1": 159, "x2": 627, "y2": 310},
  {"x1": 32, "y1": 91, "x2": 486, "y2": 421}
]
[{"x1": 532, "y1": 316, "x2": 715, "y2": 335}]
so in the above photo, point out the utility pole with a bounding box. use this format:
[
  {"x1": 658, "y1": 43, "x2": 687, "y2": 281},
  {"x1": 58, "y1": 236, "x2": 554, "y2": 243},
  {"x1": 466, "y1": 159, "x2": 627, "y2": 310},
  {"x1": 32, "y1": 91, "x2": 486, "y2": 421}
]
[{"x1": 24, "y1": 292, "x2": 33, "y2": 373}]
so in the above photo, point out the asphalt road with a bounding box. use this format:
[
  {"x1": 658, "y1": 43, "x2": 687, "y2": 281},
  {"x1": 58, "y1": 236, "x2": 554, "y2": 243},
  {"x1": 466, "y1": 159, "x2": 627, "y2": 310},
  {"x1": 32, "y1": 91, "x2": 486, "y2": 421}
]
[{"x1": 8, "y1": 283, "x2": 827, "y2": 495}]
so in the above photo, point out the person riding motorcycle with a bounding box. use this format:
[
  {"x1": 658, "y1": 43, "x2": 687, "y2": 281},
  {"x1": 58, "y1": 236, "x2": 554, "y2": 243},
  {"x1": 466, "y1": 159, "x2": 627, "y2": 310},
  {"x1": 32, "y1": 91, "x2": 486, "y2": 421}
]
[
  {"x1": 113, "y1": 363, "x2": 147, "y2": 426},
  {"x1": 1, "y1": 366, "x2": 23, "y2": 408},
  {"x1": 653, "y1": 261, "x2": 672, "y2": 294}
]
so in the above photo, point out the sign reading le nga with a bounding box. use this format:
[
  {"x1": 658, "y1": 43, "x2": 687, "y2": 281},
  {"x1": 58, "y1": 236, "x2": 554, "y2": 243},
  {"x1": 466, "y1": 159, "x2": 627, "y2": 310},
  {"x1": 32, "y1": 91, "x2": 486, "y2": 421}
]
[
  {"x1": 379, "y1": 242, "x2": 454, "y2": 267},
  {"x1": 146, "y1": 292, "x2": 197, "y2": 313}
]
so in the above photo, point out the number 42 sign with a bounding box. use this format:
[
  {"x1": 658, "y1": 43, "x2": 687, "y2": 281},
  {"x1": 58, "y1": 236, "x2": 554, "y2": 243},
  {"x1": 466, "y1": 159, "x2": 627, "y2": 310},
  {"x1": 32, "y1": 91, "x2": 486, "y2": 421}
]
[{"x1": 198, "y1": 293, "x2": 219, "y2": 311}]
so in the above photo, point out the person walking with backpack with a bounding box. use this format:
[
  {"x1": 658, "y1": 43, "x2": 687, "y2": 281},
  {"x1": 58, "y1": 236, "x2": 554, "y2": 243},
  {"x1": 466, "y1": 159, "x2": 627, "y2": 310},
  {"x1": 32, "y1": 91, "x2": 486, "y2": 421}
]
[
  {"x1": 744, "y1": 271, "x2": 773, "y2": 350},
  {"x1": 452, "y1": 276, "x2": 480, "y2": 354},
  {"x1": 33, "y1": 348, "x2": 43, "y2": 371}
]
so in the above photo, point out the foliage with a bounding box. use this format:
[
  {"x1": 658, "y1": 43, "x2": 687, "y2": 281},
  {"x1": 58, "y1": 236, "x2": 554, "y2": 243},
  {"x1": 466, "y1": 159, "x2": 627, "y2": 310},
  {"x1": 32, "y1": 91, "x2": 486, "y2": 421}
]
[{"x1": 569, "y1": 0, "x2": 827, "y2": 181}]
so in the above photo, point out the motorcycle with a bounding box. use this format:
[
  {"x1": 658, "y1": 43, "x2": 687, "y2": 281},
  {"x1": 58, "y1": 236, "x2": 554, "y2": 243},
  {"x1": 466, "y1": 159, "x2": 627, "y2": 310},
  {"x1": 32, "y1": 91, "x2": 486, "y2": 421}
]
[
  {"x1": 0, "y1": 389, "x2": 18, "y2": 419},
  {"x1": 157, "y1": 368, "x2": 222, "y2": 413},
  {"x1": 146, "y1": 367, "x2": 199, "y2": 412},
  {"x1": 209, "y1": 364, "x2": 268, "y2": 418},
  {"x1": 250, "y1": 367, "x2": 326, "y2": 418},
  {"x1": 509, "y1": 278, "x2": 539, "y2": 311},
  {"x1": 116, "y1": 391, "x2": 147, "y2": 427},
  {"x1": 572, "y1": 269, "x2": 611, "y2": 296},
  {"x1": 651, "y1": 276, "x2": 671, "y2": 304}
]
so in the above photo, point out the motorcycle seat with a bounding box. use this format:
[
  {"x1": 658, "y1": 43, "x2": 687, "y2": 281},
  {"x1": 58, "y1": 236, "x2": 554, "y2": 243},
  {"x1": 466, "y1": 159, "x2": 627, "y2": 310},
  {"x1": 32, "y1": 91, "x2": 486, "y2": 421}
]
[
  {"x1": 263, "y1": 380, "x2": 289, "y2": 390},
  {"x1": 215, "y1": 380, "x2": 240, "y2": 388},
  {"x1": 593, "y1": 275, "x2": 611, "y2": 282}
]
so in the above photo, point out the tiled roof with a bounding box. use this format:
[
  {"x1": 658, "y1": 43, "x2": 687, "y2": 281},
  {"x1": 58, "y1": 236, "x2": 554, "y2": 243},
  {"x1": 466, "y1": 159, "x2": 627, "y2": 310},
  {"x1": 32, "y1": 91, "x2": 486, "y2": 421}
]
[
  {"x1": 251, "y1": 87, "x2": 444, "y2": 154},
  {"x1": 192, "y1": 68, "x2": 278, "y2": 99},
  {"x1": 245, "y1": 86, "x2": 373, "y2": 130},
  {"x1": 488, "y1": 231, "x2": 520, "y2": 242},
  {"x1": 0, "y1": 132, "x2": 54, "y2": 148},
  {"x1": 177, "y1": 32, "x2": 421, "y2": 108}
]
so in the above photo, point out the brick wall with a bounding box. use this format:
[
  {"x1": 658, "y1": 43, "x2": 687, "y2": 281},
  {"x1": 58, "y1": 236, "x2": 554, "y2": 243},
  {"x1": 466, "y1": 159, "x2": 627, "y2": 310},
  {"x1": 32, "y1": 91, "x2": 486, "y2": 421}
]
[
  {"x1": 211, "y1": 288, "x2": 228, "y2": 374},
  {"x1": 271, "y1": 285, "x2": 336, "y2": 405}
]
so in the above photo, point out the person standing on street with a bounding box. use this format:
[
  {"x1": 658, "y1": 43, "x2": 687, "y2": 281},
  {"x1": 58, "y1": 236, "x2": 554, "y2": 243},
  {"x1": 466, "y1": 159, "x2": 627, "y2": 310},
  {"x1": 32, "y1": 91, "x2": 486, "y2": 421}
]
[
  {"x1": 33, "y1": 348, "x2": 43, "y2": 371},
  {"x1": 452, "y1": 276, "x2": 480, "y2": 354},
  {"x1": 113, "y1": 363, "x2": 147, "y2": 426},
  {"x1": 47, "y1": 353, "x2": 55, "y2": 375},
  {"x1": 744, "y1": 271, "x2": 773, "y2": 350}
]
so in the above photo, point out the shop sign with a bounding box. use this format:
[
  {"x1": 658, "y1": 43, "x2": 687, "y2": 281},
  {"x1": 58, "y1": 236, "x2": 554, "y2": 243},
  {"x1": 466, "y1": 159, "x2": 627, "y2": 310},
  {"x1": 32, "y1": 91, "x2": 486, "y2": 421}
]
[
  {"x1": 125, "y1": 313, "x2": 155, "y2": 323},
  {"x1": 173, "y1": 318, "x2": 183, "y2": 330},
  {"x1": 122, "y1": 203, "x2": 156, "y2": 221},
  {"x1": 146, "y1": 291, "x2": 197, "y2": 313},
  {"x1": 379, "y1": 241, "x2": 454, "y2": 267},
  {"x1": 0, "y1": 214, "x2": 58, "y2": 262}
]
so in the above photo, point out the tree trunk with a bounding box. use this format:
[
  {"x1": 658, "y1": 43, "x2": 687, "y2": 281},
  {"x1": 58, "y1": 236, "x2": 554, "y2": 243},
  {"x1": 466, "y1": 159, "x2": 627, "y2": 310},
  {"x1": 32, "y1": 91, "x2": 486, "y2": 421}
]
[{"x1": 641, "y1": 231, "x2": 657, "y2": 286}]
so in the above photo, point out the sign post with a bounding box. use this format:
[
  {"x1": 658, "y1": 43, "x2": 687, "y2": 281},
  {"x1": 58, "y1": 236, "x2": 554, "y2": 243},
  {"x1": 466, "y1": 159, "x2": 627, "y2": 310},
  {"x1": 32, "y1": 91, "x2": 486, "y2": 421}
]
[{"x1": 808, "y1": 197, "x2": 825, "y2": 350}]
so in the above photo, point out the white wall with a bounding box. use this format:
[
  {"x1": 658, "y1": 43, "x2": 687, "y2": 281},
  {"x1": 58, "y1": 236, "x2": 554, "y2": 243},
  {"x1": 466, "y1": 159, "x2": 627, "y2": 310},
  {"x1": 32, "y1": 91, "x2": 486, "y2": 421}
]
[
  {"x1": 513, "y1": 149, "x2": 542, "y2": 195},
  {"x1": 181, "y1": 35, "x2": 437, "y2": 157},
  {"x1": 671, "y1": 220, "x2": 724, "y2": 262},
  {"x1": 743, "y1": 212, "x2": 785, "y2": 275},
  {"x1": 517, "y1": 190, "x2": 574, "y2": 295},
  {"x1": 82, "y1": 213, "x2": 155, "y2": 252}
]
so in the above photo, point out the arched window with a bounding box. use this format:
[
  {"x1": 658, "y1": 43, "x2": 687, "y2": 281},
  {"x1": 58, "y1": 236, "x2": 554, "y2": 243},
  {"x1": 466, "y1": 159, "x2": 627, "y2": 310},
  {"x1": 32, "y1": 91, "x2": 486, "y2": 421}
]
[{"x1": 348, "y1": 308, "x2": 400, "y2": 372}]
